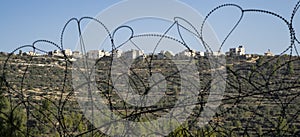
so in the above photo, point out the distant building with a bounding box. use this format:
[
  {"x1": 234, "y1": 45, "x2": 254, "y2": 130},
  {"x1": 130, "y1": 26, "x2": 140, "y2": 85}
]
[
  {"x1": 47, "y1": 49, "x2": 72, "y2": 57},
  {"x1": 227, "y1": 45, "x2": 245, "y2": 56},
  {"x1": 111, "y1": 49, "x2": 122, "y2": 58},
  {"x1": 197, "y1": 51, "x2": 205, "y2": 57},
  {"x1": 72, "y1": 51, "x2": 82, "y2": 58},
  {"x1": 121, "y1": 49, "x2": 144, "y2": 59},
  {"x1": 204, "y1": 51, "x2": 224, "y2": 56},
  {"x1": 157, "y1": 50, "x2": 174, "y2": 59},
  {"x1": 87, "y1": 50, "x2": 110, "y2": 59},
  {"x1": 264, "y1": 49, "x2": 274, "y2": 56},
  {"x1": 176, "y1": 49, "x2": 196, "y2": 59},
  {"x1": 49, "y1": 50, "x2": 64, "y2": 57},
  {"x1": 27, "y1": 51, "x2": 36, "y2": 56},
  {"x1": 244, "y1": 54, "x2": 252, "y2": 59},
  {"x1": 63, "y1": 49, "x2": 72, "y2": 56},
  {"x1": 24, "y1": 51, "x2": 45, "y2": 56}
]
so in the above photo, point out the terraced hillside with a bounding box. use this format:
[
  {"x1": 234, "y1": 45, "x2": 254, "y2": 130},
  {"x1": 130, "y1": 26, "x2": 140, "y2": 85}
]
[{"x1": 0, "y1": 52, "x2": 300, "y2": 136}]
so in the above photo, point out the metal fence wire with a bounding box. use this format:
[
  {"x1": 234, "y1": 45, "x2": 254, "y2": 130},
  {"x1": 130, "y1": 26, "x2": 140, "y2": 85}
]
[{"x1": 1, "y1": 1, "x2": 300, "y2": 137}]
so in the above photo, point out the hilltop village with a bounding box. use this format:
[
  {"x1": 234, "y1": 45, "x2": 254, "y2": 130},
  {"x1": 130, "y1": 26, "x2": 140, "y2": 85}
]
[{"x1": 9, "y1": 45, "x2": 275, "y2": 61}]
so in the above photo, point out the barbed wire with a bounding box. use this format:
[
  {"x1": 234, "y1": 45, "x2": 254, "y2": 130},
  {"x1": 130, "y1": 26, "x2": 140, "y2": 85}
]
[{"x1": 0, "y1": 1, "x2": 300, "y2": 136}]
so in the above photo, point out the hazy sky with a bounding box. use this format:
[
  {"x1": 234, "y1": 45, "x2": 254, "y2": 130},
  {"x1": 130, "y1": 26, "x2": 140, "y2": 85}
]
[{"x1": 0, "y1": 0, "x2": 299, "y2": 55}]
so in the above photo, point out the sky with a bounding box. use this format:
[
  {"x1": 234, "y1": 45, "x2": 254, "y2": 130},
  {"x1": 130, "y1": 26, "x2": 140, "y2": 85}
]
[{"x1": 0, "y1": 0, "x2": 299, "y2": 55}]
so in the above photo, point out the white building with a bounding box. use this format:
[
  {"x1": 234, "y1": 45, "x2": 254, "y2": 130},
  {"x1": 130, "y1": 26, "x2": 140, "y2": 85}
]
[
  {"x1": 196, "y1": 51, "x2": 205, "y2": 57},
  {"x1": 176, "y1": 49, "x2": 196, "y2": 59},
  {"x1": 87, "y1": 50, "x2": 110, "y2": 59},
  {"x1": 157, "y1": 50, "x2": 174, "y2": 59},
  {"x1": 121, "y1": 49, "x2": 144, "y2": 59},
  {"x1": 112, "y1": 49, "x2": 122, "y2": 58},
  {"x1": 204, "y1": 51, "x2": 224, "y2": 56},
  {"x1": 51, "y1": 50, "x2": 64, "y2": 57},
  {"x1": 63, "y1": 49, "x2": 72, "y2": 56},
  {"x1": 72, "y1": 51, "x2": 82, "y2": 58},
  {"x1": 228, "y1": 45, "x2": 245, "y2": 56},
  {"x1": 27, "y1": 51, "x2": 36, "y2": 56}
]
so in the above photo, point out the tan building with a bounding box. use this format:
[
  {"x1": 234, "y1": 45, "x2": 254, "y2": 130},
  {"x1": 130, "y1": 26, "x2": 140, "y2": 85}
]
[
  {"x1": 87, "y1": 50, "x2": 110, "y2": 59},
  {"x1": 264, "y1": 49, "x2": 274, "y2": 56},
  {"x1": 72, "y1": 51, "x2": 82, "y2": 58},
  {"x1": 121, "y1": 49, "x2": 144, "y2": 59}
]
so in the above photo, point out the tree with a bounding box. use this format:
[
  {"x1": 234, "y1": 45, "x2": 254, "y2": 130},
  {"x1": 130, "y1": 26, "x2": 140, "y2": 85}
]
[
  {"x1": 256, "y1": 56, "x2": 264, "y2": 66},
  {"x1": 255, "y1": 124, "x2": 263, "y2": 136},
  {"x1": 275, "y1": 116, "x2": 288, "y2": 136},
  {"x1": 287, "y1": 61, "x2": 294, "y2": 75},
  {"x1": 0, "y1": 76, "x2": 26, "y2": 137},
  {"x1": 233, "y1": 120, "x2": 242, "y2": 128}
]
